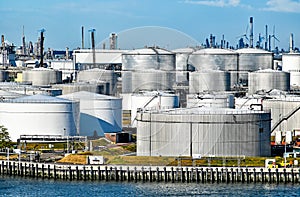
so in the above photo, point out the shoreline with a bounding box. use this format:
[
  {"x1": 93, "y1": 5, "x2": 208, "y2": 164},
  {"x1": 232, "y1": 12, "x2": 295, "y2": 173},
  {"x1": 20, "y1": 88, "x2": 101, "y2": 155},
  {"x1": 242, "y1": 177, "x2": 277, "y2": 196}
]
[{"x1": 1, "y1": 160, "x2": 300, "y2": 184}]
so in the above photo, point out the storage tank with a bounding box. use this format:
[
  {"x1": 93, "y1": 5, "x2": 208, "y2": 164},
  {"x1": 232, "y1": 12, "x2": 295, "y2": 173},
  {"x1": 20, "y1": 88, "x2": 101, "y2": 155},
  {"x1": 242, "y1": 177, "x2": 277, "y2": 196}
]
[
  {"x1": 122, "y1": 70, "x2": 176, "y2": 93},
  {"x1": 22, "y1": 68, "x2": 62, "y2": 86},
  {"x1": 77, "y1": 68, "x2": 118, "y2": 95},
  {"x1": 59, "y1": 91, "x2": 122, "y2": 137},
  {"x1": 186, "y1": 93, "x2": 234, "y2": 108},
  {"x1": 282, "y1": 52, "x2": 300, "y2": 87},
  {"x1": 236, "y1": 48, "x2": 273, "y2": 71},
  {"x1": 263, "y1": 97, "x2": 300, "y2": 134},
  {"x1": 0, "y1": 94, "x2": 79, "y2": 142},
  {"x1": 172, "y1": 47, "x2": 196, "y2": 83},
  {"x1": 0, "y1": 70, "x2": 9, "y2": 82},
  {"x1": 189, "y1": 70, "x2": 230, "y2": 93},
  {"x1": 122, "y1": 47, "x2": 175, "y2": 71},
  {"x1": 136, "y1": 108, "x2": 271, "y2": 157},
  {"x1": 52, "y1": 82, "x2": 109, "y2": 95},
  {"x1": 188, "y1": 48, "x2": 238, "y2": 71},
  {"x1": 248, "y1": 69, "x2": 290, "y2": 94},
  {"x1": 121, "y1": 91, "x2": 179, "y2": 127}
]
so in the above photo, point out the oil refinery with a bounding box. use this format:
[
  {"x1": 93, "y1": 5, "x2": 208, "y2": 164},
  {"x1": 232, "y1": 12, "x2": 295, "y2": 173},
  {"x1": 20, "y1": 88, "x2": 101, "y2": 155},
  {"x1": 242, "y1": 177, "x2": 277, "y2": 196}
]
[{"x1": 1, "y1": 16, "x2": 300, "y2": 159}]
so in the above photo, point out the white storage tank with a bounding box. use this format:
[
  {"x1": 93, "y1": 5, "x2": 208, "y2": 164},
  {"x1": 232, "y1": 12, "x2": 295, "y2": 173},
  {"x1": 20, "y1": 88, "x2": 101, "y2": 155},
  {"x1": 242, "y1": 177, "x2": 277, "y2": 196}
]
[
  {"x1": 172, "y1": 47, "x2": 196, "y2": 83},
  {"x1": 59, "y1": 91, "x2": 122, "y2": 137},
  {"x1": 188, "y1": 48, "x2": 238, "y2": 71},
  {"x1": 122, "y1": 70, "x2": 176, "y2": 93},
  {"x1": 121, "y1": 91, "x2": 179, "y2": 127},
  {"x1": 236, "y1": 48, "x2": 273, "y2": 71},
  {"x1": 282, "y1": 52, "x2": 300, "y2": 87},
  {"x1": 189, "y1": 70, "x2": 230, "y2": 93},
  {"x1": 52, "y1": 82, "x2": 109, "y2": 95},
  {"x1": 0, "y1": 94, "x2": 79, "y2": 142},
  {"x1": 22, "y1": 68, "x2": 62, "y2": 86},
  {"x1": 77, "y1": 68, "x2": 118, "y2": 95},
  {"x1": 248, "y1": 69, "x2": 290, "y2": 94},
  {"x1": 122, "y1": 47, "x2": 175, "y2": 71},
  {"x1": 136, "y1": 108, "x2": 271, "y2": 157},
  {"x1": 263, "y1": 97, "x2": 300, "y2": 134},
  {"x1": 186, "y1": 93, "x2": 234, "y2": 108}
]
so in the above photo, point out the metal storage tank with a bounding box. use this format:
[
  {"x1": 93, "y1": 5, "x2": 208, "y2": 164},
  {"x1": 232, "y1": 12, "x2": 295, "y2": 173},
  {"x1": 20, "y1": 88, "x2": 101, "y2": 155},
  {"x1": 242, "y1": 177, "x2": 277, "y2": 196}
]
[
  {"x1": 122, "y1": 71, "x2": 176, "y2": 93},
  {"x1": 77, "y1": 68, "x2": 118, "y2": 95},
  {"x1": 263, "y1": 97, "x2": 300, "y2": 135},
  {"x1": 59, "y1": 91, "x2": 122, "y2": 137},
  {"x1": 0, "y1": 70, "x2": 9, "y2": 82},
  {"x1": 188, "y1": 48, "x2": 238, "y2": 71},
  {"x1": 136, "y1": 108, "x2": 271, "y2": 157},
  {"x1": 236, "y1": 48, "x2": 273, "y2": 71},
  {"x1": 248, "y1": 69, "x2": 290, "y2": 94},
  {"x1": 229, "y1": 71, "x2": 249, "y2": 88},
  {"x1": 122, "y1": 47, "x2": 175, "y2": 71},
  {"x1": 282, "y1": 52, "x2": 300, "y2": 87},
  {"x1": 189, "y1": 70, "x2": 230, "y2": 93},
  {"x1": 186, "y1": 93, "x2": 234, "y2": 108},
  {"x1": 22, "y1": 68, "x2": 62, "y2": 86},
  {"x1": 0, "y1": 94, "x2": 79, "y2": 142},
  {"x1": 121, "y1": 91, "x2": 179, "y2": 127},
  {"x1": 52, "y1": 82, "x2": 109, "y2": 95},
  {"x1": 172, "y1": 47, "x2": 196, "y2": 83}
]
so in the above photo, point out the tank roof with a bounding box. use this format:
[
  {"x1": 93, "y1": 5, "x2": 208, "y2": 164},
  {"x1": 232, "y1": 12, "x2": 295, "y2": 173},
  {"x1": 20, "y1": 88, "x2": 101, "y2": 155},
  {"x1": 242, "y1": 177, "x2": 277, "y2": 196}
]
[
  {"x1": 123, "y1": 47, "x2": 174, "y2": 55},
  {"x1": 192, "y1": 48, "x2": 237, "y2": 55},
  {"x1": 59, "y1": 91, "x2": 120, "y2": 100},
  {"x1": 172, "y1": 47, "x2": 198, "y2": 53},
  {"x1": 253, "y1": 69, "x2": 289, "y2": 73},
  {"x1": 5, "y1": 94, "x2": 74, "y2": 103},
  {"x1": 236, "y1": 48, "x2": 273, "y2": 54}
]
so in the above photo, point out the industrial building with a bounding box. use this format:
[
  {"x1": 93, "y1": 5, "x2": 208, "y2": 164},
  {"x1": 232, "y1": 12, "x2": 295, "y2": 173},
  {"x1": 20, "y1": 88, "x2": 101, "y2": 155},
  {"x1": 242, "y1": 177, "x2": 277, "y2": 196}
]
[{"x1": 136, "y1": 108, "x2": 271, "y2": 157}]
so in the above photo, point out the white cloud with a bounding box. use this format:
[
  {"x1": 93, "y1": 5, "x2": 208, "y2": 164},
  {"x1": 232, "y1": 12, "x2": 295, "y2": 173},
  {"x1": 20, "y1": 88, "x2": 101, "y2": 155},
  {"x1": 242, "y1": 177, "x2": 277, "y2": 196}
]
[
  {"x1": 182, "y1": 0, "x2": 240, "y2": 7},
  {"x1": 263, "y1": 0, "x2": 300, "y2": 13}
]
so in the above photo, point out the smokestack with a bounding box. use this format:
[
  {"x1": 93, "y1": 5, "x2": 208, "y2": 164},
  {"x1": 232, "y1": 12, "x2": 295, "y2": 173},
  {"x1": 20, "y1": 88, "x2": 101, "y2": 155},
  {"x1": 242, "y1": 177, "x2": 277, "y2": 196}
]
[
  {"x1": 290, "y1": 33, "x2": 294, "y2": 53},
  {"x1": 89, "y1": 29, "x2": 96, "y2": 68},
  {"x1": 109, "y1": 33, "x2": 117, "y2": 50},
  {"x1": 250, "y1": 17, "x2": 253, "y2": 48},
  {"x1": 268, "y1": 35, "x2": 271, "y2": 51},
  {"x1": 81, "y1": 26, "x2": 84, "y2": 49},
  {"x1": 22, "y1": 25, "x2": 26, "y2": 55},
  {"x1": 209, "y1": 34, "x2": 213, "y2": 48},
  {"x1": 66, "y1": 47, "x2": 69, "y2": 59},
  {"x1": 39, "y1": 29, "x2": 45, "y2": 67},
  {"x1": 265, "y1": 25, "x2": 268, "y2": 51},
  {"x1": 1, "y1": 35, "x2": 4, "y2": 47}
]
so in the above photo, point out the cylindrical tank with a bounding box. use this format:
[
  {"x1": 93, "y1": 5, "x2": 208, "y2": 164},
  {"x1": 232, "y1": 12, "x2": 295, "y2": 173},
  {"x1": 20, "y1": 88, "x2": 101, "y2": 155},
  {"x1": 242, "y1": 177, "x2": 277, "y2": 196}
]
[
  {"x1": 189, "y1": 70, "x2": 230, "y2": 93},
  {"x1": 275, "y1": 130, "x2": 282, "y2": 145},
  {"x1": 122, "y1": 47, "x2": 175, "y2": 71},
  {"x1": 286, "y1": 130, "x2": 292, "y2": 144},
  {"x1": 59, "y1": 91, "x2": 122, "y2": 137},
  {"x1": 0, "y1": 94, "x2": 79, "y2": 142},
  {"x1": 122, "y1": 71, "x2": 176, "y2": 93},
  {"x1": 22, "y1": 68, "x2": 62, "y2": 86},
  {"x1": 186, "y1": 93, "x2": 234, "y2": 108},
  {"x1": 77, "y1": 68, "x2": 118, "y2": 95},
  {"x1": 0, "y1": 70, "x2": 9, "y2": 82},
  {"x1": 136, "y1": 108, "x2": 271, "y2": 157},
  {"x1": 248, "y1": 69, "x2": 290, "y2": 94},
  {"x1": 121, "y1": 91, "x2": 179, "y2": 127},
  {"x1": 236, "y1": 48, "x2": 273, "y2": 71},
  {"x1": 290, "y1": 72, "x2": 300, "y2": 87},
  {"x1": 188, "y1": 48, "x2": 238, "y2": 71},
  {"x1": 52, "y1": 82, "x2": 109, "y2": 95},
  {"x1": 172, "y1": 47, "x2": 196, "y2": 83},
  {"x1": 263, "y1": 97, "x2": 300, "y2": 133},
  {"x1": 282, "y1": 52, "x2": 300, "y2": 72}
]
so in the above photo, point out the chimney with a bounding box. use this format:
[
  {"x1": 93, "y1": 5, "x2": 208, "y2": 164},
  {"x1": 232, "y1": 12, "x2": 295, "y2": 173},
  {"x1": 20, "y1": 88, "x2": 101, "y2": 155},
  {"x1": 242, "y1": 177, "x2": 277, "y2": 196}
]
[
  {"x1": 209, "y1": 34, "x2": 213, "y2": 48},
  {"x1": 81, "y1": 26, "x2": 84, "y2": 49},
  {"x1": 250, "y1": 17, "x2": 253, "y2": 48},
  {"x1": 265, "y1": 25, "x2": 268, "y2": 51},
  {"x1": 1, "y1": 35, "x2": 4, "y2": 47},
  {"x1": 290, "y1": 33, "x2": 294, "y2": 53}
]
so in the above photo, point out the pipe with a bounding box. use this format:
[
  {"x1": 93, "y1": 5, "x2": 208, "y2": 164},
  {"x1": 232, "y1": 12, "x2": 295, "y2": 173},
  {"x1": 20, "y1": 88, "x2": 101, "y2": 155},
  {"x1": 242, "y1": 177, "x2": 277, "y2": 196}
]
[
  {"x1": 249, "y1": 17, "x2": 253, "y2": 48},
  {"x1": 40, "y1": 30, "x2": 44, "y2": 67}
]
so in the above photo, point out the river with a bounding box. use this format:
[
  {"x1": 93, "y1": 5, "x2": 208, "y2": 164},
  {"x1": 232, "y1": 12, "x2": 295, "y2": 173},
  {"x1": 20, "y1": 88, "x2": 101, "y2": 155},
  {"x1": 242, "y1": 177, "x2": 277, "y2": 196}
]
[{"x1": 0, "y1": 175, "x2": 299, "y2": 196}]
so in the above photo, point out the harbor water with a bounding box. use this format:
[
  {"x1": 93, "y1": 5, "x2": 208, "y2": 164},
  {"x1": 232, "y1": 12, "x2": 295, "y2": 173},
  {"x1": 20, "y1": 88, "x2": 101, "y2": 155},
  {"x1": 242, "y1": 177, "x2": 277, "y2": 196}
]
[{"x1": 0, "y1": 175, "x2": 299, "y2": 196}]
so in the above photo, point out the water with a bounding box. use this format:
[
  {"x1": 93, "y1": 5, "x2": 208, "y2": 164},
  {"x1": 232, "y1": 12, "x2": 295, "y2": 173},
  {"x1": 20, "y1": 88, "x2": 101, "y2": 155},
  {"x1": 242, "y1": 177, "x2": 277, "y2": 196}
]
[{"x1": 0, "y1": 175, "x2": 299, "y2": 197}]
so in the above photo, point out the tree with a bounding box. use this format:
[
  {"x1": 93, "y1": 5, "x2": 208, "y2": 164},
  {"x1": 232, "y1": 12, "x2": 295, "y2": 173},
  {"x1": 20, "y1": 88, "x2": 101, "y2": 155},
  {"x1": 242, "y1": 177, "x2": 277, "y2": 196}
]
[{"x1": 0, "y1": 125, "x2": 12, "y2": 149}]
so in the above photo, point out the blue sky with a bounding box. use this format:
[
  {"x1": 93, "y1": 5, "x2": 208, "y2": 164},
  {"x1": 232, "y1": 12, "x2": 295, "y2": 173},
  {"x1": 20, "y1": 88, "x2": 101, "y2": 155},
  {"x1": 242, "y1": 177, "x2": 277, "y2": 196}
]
[{"x1": 0, "y1": 0, "x2": 300, "y2": 50}]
